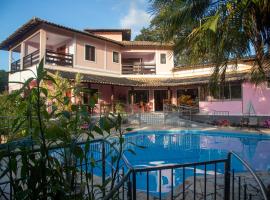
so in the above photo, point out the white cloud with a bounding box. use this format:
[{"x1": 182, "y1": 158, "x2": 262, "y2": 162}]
[{"x1": 120, "y1": 1, "x2": 151, "y2": 38}]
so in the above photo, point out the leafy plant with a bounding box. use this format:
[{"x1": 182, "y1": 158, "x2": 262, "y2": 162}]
[
  {"x1": 177, "y1": 95, "x2": 195, "y2": 106},
  {"x1": 0, "y1": 59, "x2": 134, "y2": 199},
  {"x1": 149, "y1": 0, "x2": 270, "y2": 85}
]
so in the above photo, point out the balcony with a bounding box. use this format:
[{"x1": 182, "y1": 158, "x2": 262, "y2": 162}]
[
  {"x1": 10, "y1": 60, "x2": 20, "y2": 73},
  {"x1": 10, "y1": 49, "x2": 73, "y2": 73},
  {"x1": 122, "y1": 63, "x2": 156, "y2": 75},
  {"x1": 45, "y1": 49, "x2": 73, "y2": 66},
  {"x1": 121, "y1": 52, "x2": 156, "y2": 75},
  {"x1": 23, "y1": 50, "x2": 40, "y2": 69}
]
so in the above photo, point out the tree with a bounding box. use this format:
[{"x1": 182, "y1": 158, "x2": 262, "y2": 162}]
[
  {"x1": 134, "y1": 26, "x2": 164, "y2": 41},
  {"x1": 0, "y1": 70, "x2": 8, "y2": 93},
  {"x1": 150, "y1": 0, "x2": 270, "y2": 87}
]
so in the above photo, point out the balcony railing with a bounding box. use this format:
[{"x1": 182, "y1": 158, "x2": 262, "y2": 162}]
[
  {"x1": 122, "y1": 63, "x2": 156, "y2": 75},
  {"x1": 45, "y1": 49, "x2": 73, "y2": 66},
  {"x1": 23, "y1": 50, "x2": 40, "y2": 69},
  {"x1": 10, "y1": 59, "x2": 21, "y2": 73}
]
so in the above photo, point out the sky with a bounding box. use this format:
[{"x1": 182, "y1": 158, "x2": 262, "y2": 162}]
[{"x1": 0, "y1": 0, "x2": 152, "y2": 71}]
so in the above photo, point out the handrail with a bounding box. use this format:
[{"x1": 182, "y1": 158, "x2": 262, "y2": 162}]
[
  {"x1": 229, "y1": 151, "x2": 268, "y2": 200},
  {"x1": 46, "y1": 49, "x2": 73, "y2": 57},
  {"x1": 103, "y1": 169, "x2": 132, "y2": 200},
  {"x1": 132, "y1": 158, "x2": 228, "y2": 172},
  {"x1": 0, "y1": 138, "x2": 132, "y2": 169}
]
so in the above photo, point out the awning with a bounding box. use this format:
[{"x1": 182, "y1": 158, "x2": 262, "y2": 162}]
[{"x1": 47, "y1": 69, "x2": 248, "y2": 87}]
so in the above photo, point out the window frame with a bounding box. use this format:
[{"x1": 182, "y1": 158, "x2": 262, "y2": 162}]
[
  {"x1": 112, "y1": 51, "x2": 120, "y2": 63},
  {"x1": 199, "y1": 82, "x2": 242, "y2": 101},
  {"x1": 84, "y1": 44, "x2": 96, "y2": 62},
  {"x1": 160, "y1": 53, "x2": 166, "y2": 64}
]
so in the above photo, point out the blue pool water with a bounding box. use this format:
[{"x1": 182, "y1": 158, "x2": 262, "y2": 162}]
[
  {"x1": 122, "y1": 130, "x2": 270, "y2": 195},
  {"x1": 51, "y1": 130, "x2": 269, "y2": 196}
]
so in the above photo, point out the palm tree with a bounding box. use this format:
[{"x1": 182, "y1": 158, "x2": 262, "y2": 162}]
[{"x1": 150, "y1": 0, "x2": 270, "y2": 88}]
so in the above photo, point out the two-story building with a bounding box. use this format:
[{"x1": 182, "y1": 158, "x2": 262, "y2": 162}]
[{"x1": 1, "y1": 18, "x2": 270, "y2": 116}]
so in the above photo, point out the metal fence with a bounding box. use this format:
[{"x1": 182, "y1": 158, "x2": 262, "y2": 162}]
[
  {"x1": 0, "y1": 140, "x2": 268, "y2": 200},
  {"x1": 104, "y1": 152, "x2": 268, "y2": 200},
  {"x1": 0, "y1": 139, "x2": 130, "y2": 200}
]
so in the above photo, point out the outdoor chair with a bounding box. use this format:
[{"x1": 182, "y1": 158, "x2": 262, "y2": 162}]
[{"x1": 263, "y1": 119, "x2": 270, "y2": 128}]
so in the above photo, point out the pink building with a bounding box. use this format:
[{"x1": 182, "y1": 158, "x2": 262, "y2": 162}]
[{"x1": 1, "y1": 18, "x2": 270, "y2": 116}]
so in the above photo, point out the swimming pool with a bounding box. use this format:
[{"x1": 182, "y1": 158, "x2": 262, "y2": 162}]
[{"x1": 123, "y1": 130, "x2": 270, "y2": 195}]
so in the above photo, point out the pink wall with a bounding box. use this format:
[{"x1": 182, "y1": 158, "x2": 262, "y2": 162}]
[
  {"x1": 199, "y1": 81, "x2": 270, "y2": 115},
  {"x1": 199, "y1": 101, "x2": 243, "y2": 115},
  {"x1": 93, "y1": 32, "x2": 122, "y2": 41},
  {"x1": 242, "y1": 82, "x2": 270, "y2": 115}
]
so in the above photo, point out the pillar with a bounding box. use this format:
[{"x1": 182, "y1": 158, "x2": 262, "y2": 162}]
[
  {"x1": 39, "y1": 29, "x2": 47, "y2": 63},
  {"x1": 8, "y1": 50, "x2": 12, "y2": 72},
  {"x1": 20, "y1": 42, "x2": 25, "y2": 70},
  {"x1": 167, "y1": 87, "x2": 172, "y2": 104},
  {"x1": 131, "y1": 87, "x2": 134, "y2": 113},
  {"x1": 111, "y1": 85, "x2": 114, "y2": 113}
]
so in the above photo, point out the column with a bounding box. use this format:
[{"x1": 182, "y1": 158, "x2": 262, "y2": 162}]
[
  {"x1": 39, "y1": 29, "x2": 47, "y2": 63},
  {"x1": 72, "y1": 34, "x2": 77, "y2": 67},
  {"x1": 111, "y1": 85, "x2": 114, "y2": 113},
  {"x1": 167, "y1": 87, "x2": 171, "y2": 104},
  {"x1": 8, "y1": 50, "x2": 12, "y2": 72},
  {"x1": 131, "y1": 87, "x2": 134, "y2": 114},
  {"x1": 20, "y1": 42, "x2": 25, "y2": 70}
]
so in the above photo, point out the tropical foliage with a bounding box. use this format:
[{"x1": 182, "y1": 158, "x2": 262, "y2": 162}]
[
  {"x1": 149, "y1": 0, "x2": 270, "y2": 88},
  {"x1": 0, "y1": 60, "x2": 133, "y2": 199},
  {"x1": 0, "y1": 70, "x2": 8, "y2": 92},
  {"x1": 134, "y1": 26, "x2": 164, "y2": 41}
]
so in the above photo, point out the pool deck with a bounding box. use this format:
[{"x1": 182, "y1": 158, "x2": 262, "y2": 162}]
[{"x1": 124, "y1": 123, "x2": 270, "y2": 136}]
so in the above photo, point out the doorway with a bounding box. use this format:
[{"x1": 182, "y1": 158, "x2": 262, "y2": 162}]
[
  {"x1": 177, "y1": 88, "x2": 199, "y2": 106},
  {"x1": 154, "y1": 90, "x2": 168, "y2": 111}
]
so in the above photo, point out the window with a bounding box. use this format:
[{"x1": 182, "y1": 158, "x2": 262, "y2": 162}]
[
  {"x1": 113, "y1": 51, "x2": 119, "y2": 63},
  {"x1": 220, "y1": 85, "x2": 230, "y2": 99},
  {"x1": 85, "y1": 45, "x2": 95, "y2": 61},
  {"x1": 230, "y1": 84, "x2": 242, "y2": 99},
  {"x1": 200, "y1": 82, "x2": 242, "y2": 101},
  {"x1": 128, "y1": 90, "x2": 149, "y2": 104},
  {"x1": 160, "y1": 53, "x2": 166, "y2": 64}
]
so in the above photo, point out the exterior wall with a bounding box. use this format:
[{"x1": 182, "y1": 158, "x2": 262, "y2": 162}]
[
  {"x1": 199, "y1": 81, "x2": 270, "y2": 116},
  {"x1": 155, "y1": 50, "x2": 174, "y2": 75},
  {"x1": 76, "y1": 35, "x2": 105, "y2": 70},
  {"x1": 122, "y1": 48, "x2": 174, "y2": 75},
  {"x1": 75, "y1": 35, "x2": 122, "y2": 74},
  {"x1": 106, "y1": 43, "x2": 122, "y2": 73},
  {"x1": 199, "y1": 100, "x2": 243, "y2": 115},
  {"x1": 9, "y1": 66, "x2": 37, "y2": 92},
  {"x1": 173, "y1": 64, "x2": 252, "y2": 78},
  {"x1": 92, "y1": 32, "x2": 122, "y2": 41},
  {"x1": 242, "y1": 82, "x2": 270, "y2": 115}
]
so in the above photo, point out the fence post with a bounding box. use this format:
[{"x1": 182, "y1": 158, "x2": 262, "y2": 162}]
[
  {"x1": 8, "y1": 144, "x2": 13, "y2": 199},
  {"x1": 102, "y1": 141, "x2": 106, "y2": 197},
  {"x1": 127, "y1": 175, "x2": 132, "y2": 200},
  {"x1": 139, "y1": 111, "x2": 141, "y2": 127},
  {"x1": 132, "y1": 171, "x2": 136, "y2": 200},
  {"x1": 224, "y1": 153, "x2": 231, "y2": 200}
]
